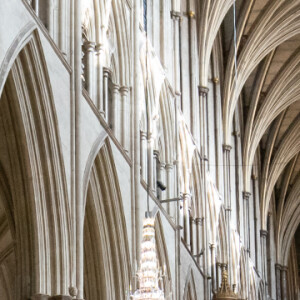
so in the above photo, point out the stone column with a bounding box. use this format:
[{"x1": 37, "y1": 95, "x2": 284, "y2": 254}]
[
  {"x1": 147, "y1": 135, "x2": 155, "y2": 191},
  {"x1": 223, "y1": 144, "x2": 232, "y2": 282},
  {"x1": 195, "y1": 217, "x2": 204, "y2": 264},
  {"x1": 243, "y1": 192, "x2": 251, "y2": 251},
  {"x1": 275, "y1": 264, "x2": 282, "y2": 300},
  {"x1": 140, "y1": 131, "x2": 147, "y2": 181},
  {"x1": 260, "y1": 230, "x2": 268, "y2": 300},
  {"x1": 120, "y1": 86, "x2": 130, "y2": 152},
  {"x1": 170, "y1": 11, "x2": 181, "y2": 96},
  {"x1": 210, "y1": 243, "x2": 217, "y2": 292},
  {"x1": 199, "y1": 86, "x2": 209, "y2": 158},
  {"x1": 47, "y1": 0, "x2": 54, "y2": 37},
  {"x1": 84, "y1": 41, "x2": 96, "y2": 100},
  {"x1": 190, "y1": 217, "x2": 196, "y2": 255},
  {"x1": 165, "y1": 163, "x2": 174, "y2": 215},
  {"x1": 182, "y1": 193, "x2": 191, "y2": 248},
  {"x1": 111, "y1": 84, "x2": 120, "y2": 137},
  {"x1": 95, "y1": 43, "x2": 105, "y2": 112},
  {"x1": 153, "y1": 150, "x2": 159, "y2": 194},
  {"x1": 58, "y1": 0, "x2": 67, "y2": 55},
  {"x1": 102, "y1": 67, "x2": 111, "y2": 122},
  {"x1": 159, "y1": 162, "x2": 166, "y2": 200},
  {"x1": 188, "y1": 10, "x2": 199, "y2": 146},
  {"x1": 281, "y1": 266, "x2": 288, "y2": 300},
  {"x1": 34, "y1": 0, "x2": 39, "y2": 15},
  {"x1": 216, "y1": 262, "x2": 221, "y2": 292}
]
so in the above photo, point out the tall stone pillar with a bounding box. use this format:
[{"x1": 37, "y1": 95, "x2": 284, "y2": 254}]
[
  {"x1": 242, "y1": 192, "x2": 251, "y2": 251},
  {"x1": 275, "y1": 264, "x2": 282, "y2": 300},
  {"x1": 190, "y1": 217, "x2": 197, "y2": 255},
  {"x1": 182, "y1": 193, "x2": 191, "y2": 248},
  {"x1": 120, "y1": 86, "x2": 130, "y2": 152},
  {"x1": 84, "y1": 41, "x2": 95, "y2": 100},
  {"x1": 147, "y1": 135, "x2": 155, "y2": 191},
  {"x1": 198, "y1": 86, "x2": 209, "y2": 158},
  {"x1": 95, "y1": 43, "x2": 105, "y2": 112},
  {"x1": 195, "y1": 217, "x2": 204, "y2": 264},
  {"x1": 281, "y1": 266, "x2": 288, "y2": 300},
  {"x1": 140, "y1": 131, "x2": 147, "y2": 182},
  {"x1": 153, "y1": 150, "x2": 159, "y2": 194},
  {"x1": 34, "y1": 0, "x2": 39, "y2": 15},
  {"x1": 47, "y1": 0, "x2": 54, "y2": 37},
  {"x1": 216, "y1": 262, "x2": 221, "y2": 292},
  {"x1": 111, "y1": 84, "x2": 120, "y2": 137},
  {"x1": 103, "y1": 67, "x2": 111, "y2": 122},
  {"x1": 188, "y1": 10, "x2": 199, "y2": 147},
  {"x1": 223, "y1": 144, "x2": 232, "y2": 282},
  {"x1": 210, "y1": 243, "x2": 217, "y2": 292},
  {"x1": 243, "y1": 191, "x2": 251, "y2": 298},
  {"x1": 170, "y1": 11, "x2": 181, "y2": 96},
  {"x1": 260, "y1": 229, "x2": 268, "y2": 300},
  {"x1": 159, "y1": 162, "x2": 166, "y2": 200},
  {"x1": 165, "y1": 163, "x2": 174, "y2": 216}
]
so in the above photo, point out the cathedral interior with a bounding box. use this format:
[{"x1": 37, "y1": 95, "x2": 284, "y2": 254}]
[{"x1": 0, "y1": 0, "x2": 299, "y2": 299}]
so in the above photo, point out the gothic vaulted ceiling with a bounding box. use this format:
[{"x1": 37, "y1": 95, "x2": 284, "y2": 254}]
[{"x1": 220, "y1": 0, "x2": 300, "y2": 266}]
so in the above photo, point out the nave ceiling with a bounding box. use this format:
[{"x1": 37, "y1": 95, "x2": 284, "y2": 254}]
[{"x1": 220, "y1": 0, "x2": 300, "y2": 266}]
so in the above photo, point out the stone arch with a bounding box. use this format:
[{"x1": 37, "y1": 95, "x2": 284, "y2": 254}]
[
  {"x1": 83, "y1": 138, "x2": 131, "y2": 299},
  {"x1": 0, "y1": 30, "x2": 70, "y2": 297},
  {"x1": 183, "y1": 268, "x2": 197, "y2": 300}
]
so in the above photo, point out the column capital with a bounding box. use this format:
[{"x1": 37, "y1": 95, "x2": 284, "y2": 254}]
[
  {"x1": 165, "y1": 163, "x2": 173, "y2": 170},
  {"x1": 209, "y1": 243, "x2": 216, "y2": 249},
  {"x1": 223, "y1": 144, "x2": 232, "y2": 152},
  {"x1": 190, "y1": 216, "x2": 196, "y2": 223},
  {"x1": 111, "y1": 83, "x2": 120, "y2": 92},
  {"x1": 84, "y1": 41, "x2": 96, "y2": 52},
  {"x1": 243, "y1": 191, "x2": 251, "y2": 200},
  {"x1": 103, "y1": 67, "x2": 112, "y2": 77},
  {"x1": 170, "y1": 10, "x2": 181, "y2": 20},
  {"x1": 95, "y1": 43, "x2": 105, "y2": 55},
  {"x1": 182, "y1": 192, "x2": 191, "y2": 199},
  {"x1": 275, "y1": 263, "x2": 282, "y2": 271},
  {"x1": 119, "y1": 86, "x2": 130, "y2": 95},
  {"x1": 195, "y1": 217, "x2": 204, "y2": 225},
  {"x1": 198, "y1": 86, "x2": 209, "y2": 96},
  {"x1": 153, "y1": 149, "x2": 160, "y2": 158},
  {"x1": 260, "y1": 229, "x2": 268, "y2": 237},
  {"x1": 140, "y1": 130, "x2": 147, "y2": 139},
  {"x1": 281, "y1": 266, "x2": 288, "y2": 272},
  {"x1": 160, "y1": 162, "x2": 166, "y2": 169}
]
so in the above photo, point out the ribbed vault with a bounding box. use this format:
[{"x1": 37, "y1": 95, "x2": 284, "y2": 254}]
[{"x1": 214, "y1": 0, "x2": 300, "y2": 273}]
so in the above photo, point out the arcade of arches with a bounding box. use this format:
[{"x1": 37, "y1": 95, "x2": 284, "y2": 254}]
[{"x1": 0, "y1": 0, "x2": 299, "y2": 299}]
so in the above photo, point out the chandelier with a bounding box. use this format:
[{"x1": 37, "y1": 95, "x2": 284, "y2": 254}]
[
  {"x1": 213, "y1": 264, "x2": 238, "y2": 300},
  {"x1": 132, "y1": 217, "x2": 164, "y2": 299}
]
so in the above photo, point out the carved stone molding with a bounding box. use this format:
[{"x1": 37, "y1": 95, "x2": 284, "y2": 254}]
[{"x1": 198, "y1": 85, "x2": 209, "y2": 96}]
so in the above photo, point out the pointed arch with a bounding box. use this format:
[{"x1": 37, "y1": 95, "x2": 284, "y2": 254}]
[
  {"x1": 183, "y1": 268, "x2": 197, "y2": 300},
  {"x1": 83, "y1": 139, "x2": 131, "y2": 299},
  {"x1": 0, "y1": 30, "x2": 71, "y2": 297}
]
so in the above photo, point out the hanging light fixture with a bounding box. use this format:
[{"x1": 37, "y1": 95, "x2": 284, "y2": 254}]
[
  {"x1": 213, "y1": 264, "x2": 238, "y2": 300},
  {"x1": 132, "y1": 1, "x2": 164, "y2": 298},
  {"x1": 132, "y1": 217, "x2": 164, "y2": 299}
]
